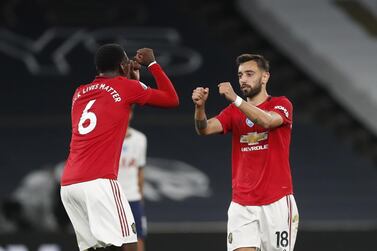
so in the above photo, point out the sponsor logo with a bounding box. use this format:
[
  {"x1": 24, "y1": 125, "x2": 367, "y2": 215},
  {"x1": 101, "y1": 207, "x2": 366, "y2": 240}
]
[
  {"x1": 240, "y1": 132, "x2": 268, "y2": 145},
  {"x1": 241, "y1": 144, "x2": 268, "y2": 152},
  {"x1": 245, "y1": 118, "x2": 254, "y2": 127},
  {"x1": 228, "y1": 232, "x2": 233, "y2": 244},
  {"x1": 274, "y1": 105, "x2": 289, "y2": 118}
]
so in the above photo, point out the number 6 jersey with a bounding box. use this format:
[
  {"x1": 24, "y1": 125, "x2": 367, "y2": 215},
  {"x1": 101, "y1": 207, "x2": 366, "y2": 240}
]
[{"x1": 61, "y1": 64, "x2": 176, "y2": 185}]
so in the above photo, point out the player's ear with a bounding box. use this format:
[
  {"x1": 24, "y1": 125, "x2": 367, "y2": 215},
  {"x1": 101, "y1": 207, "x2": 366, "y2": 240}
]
[
  {"x1": 119, "y1": 61, "x2": 129, "y2": 77},
  {"x1": 262, "y1": 71, "x2": 270, "y2": 84}
]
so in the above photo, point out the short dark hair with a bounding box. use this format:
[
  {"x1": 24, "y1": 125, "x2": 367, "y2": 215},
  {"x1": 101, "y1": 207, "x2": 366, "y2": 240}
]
[
  {"x1": 95, "y1": 43, "x2": 128, "y2": 73},
  {"x1": 236, "y1": 54, "x2": 270, "y2": 72}
]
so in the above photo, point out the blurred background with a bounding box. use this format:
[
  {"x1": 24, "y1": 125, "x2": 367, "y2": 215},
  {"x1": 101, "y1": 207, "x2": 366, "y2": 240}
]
[{"x1": 0, "y1": 0, "x2": 376, "y2": 250}]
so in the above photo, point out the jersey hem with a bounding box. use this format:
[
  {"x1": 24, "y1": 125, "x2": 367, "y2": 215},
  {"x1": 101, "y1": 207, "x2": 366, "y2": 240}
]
[
  {"x1": 61, "y1": 175, "x2": 116, "y2": 186},
  {"x1": 232, "y1": 192, "x2": 293, "y2": 206}
]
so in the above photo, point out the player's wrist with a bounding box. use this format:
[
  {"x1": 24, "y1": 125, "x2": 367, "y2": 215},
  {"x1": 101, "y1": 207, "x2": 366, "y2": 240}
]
[
  {"x1": 233, "y1": 95, "x2": 243, "y2": 107},
  {"x1": 195, "y1": 103, "x2": 206, "y2": 110},
  {"x1": 147, "y1": 61, "x2": 157, "y2": 67}
]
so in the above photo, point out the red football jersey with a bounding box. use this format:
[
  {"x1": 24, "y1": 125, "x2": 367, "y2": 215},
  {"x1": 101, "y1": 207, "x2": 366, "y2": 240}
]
[
  {"x1": 61, "y1": 64, "x2": 176, "y2": 185},
  {"x1": 216, "y1": 96, "x2": 293, "y2": 206}
]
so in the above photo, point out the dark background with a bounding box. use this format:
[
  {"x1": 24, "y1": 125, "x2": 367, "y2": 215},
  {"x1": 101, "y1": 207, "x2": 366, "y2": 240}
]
[{"x1": 0, "y1": 0, "x2": 376, "y2": 250}]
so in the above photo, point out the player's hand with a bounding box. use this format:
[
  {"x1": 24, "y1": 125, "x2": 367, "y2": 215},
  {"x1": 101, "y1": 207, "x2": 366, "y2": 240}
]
[
  {"x1": 134, "y1": 48, "x2": 156, "y2": 66},
  {"x1": 128, "y1": 60, "x2": 141, "y2": 80},
  {"x1": 218, "y1": 82, "x2": 237, "y2": 102},
  {"x1": 192, "y1": 87, "x2": 209, "y2": 107}
]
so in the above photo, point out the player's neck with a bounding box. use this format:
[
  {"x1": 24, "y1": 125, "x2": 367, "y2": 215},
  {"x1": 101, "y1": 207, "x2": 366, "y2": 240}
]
[
  {"x1": 99, "y1": 71, "x2": 121, "y2": 78},
  {"x1": 246, "y1": 90, "x2": 269, "y2": 106}
]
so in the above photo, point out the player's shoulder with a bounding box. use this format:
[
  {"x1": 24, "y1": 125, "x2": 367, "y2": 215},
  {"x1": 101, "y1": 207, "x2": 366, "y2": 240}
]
[
  {"x1": 113, "y1": 77, "x2": 148, "y2": 91},
  {"x1": 218, "y1": 103, "x2": 238, "y2": 117},
  {"x1": 115, "y1": 76, "x2": 134, "y2": 82},
  {"x1": 226, "y1": 103, "x2": 239, "y2": 111},
  {"x1": 116, "y1": 76, "x2": 145, "y2": 85},
  {"x1": 270, "y1": 96, "x2": 292, "y2": 106},
  {"x1": 73, "y1": 77, "x2": 101, "y2": 94},
  {"x1": 75, "y1": 82, "x2": 88, "y2": 91},
  {"x1": 269, "y1": 96, "x2": 293, "y2": 120},
  {"x1": 72, "y1": 82, "x2": 89, "y2": 99}
]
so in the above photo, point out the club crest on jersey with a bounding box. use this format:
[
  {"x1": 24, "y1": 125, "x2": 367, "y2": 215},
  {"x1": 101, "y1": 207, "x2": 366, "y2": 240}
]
[
  {"x1": 240, "y1": 132, "x2": 268, "y2": 145},
  {"x1": 246, "y1": 118, "x2": 254, "y2": 127}
]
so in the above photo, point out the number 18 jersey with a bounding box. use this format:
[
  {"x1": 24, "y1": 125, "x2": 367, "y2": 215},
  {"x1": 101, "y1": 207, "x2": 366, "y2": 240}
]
[
  {"x1": 61, "y1": 75, "x2": 151, "y2": 186},
  {"x1": 216, "y1": 96, "x2": 294, "y2": 206}
]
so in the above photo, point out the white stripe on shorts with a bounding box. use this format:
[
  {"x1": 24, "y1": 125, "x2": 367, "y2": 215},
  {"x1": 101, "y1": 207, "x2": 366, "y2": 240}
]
[
  {"x1": 286, "y1": 195, "x2": 293, "y2": 251},
  {"x1": 110, "y1": 180, "x2": 129, "y2": 236}
]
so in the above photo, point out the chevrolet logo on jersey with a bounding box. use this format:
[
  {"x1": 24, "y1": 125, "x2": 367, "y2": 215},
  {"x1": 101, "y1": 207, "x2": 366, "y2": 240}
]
[{"x1": 240, "y1": 132, "x2": 268, "y2": 145}]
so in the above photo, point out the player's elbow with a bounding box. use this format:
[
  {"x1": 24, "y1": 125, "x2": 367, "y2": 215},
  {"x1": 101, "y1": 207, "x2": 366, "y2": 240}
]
[
  {"x1": 196, "y1": 130, "x2": 207, "y2": 136},
  {"x1": 258, "y1": 116, "x2": 275, "y2": 129},
  {"x1": 166, "y1": 94, "x2": 179, "y2": 107},
  {"x1": 157, "y1": 95, "x2": 179, "y2": 108},
  {"x1": 260, "y1": 122, "x2": 272, "y2": 129},
  {"x1": 195, "y1": 127, "x2": 212, "y2": 136},
  {"x1": 260, "y1": 119, "x2": 281, "y2": 129},
  {"x1": 172, "y1": 96, "x2": 179, "y2": 107}
]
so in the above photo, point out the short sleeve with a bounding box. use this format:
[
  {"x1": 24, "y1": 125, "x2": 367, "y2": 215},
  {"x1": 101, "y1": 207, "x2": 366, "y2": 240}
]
[
  {"x1": 215, "y1": 104, "x2": 234, "y2": 134},
  {"x1": 270, "y1": 97, "x2": 293, "y2": 125}
]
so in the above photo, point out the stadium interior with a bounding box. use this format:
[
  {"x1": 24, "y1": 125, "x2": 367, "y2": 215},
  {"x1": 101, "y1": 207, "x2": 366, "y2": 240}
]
[{"x1": 0, "y1": 0, "x2": 376, "y2": 250}]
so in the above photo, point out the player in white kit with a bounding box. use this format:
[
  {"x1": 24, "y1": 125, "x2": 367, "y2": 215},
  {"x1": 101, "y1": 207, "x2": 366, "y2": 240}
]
[{"x1": 118, "y1": 109, "x2": 147, "y2": 251}]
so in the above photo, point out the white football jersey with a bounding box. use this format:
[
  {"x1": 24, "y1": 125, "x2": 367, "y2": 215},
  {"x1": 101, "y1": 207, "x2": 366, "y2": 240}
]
[{"x1": 118, "y1": 127, "x2": 147, "y2": 201}]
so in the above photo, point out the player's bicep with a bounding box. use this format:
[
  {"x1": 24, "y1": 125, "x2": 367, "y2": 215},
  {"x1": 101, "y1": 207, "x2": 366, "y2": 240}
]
[{"x1": 123, "y1": 81, "x2": 151, "y2": 105}]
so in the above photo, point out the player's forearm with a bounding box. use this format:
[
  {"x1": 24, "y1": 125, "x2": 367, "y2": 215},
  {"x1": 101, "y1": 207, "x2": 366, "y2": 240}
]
[
  {"x1": 148, "y1": 63, "x2": 179, "y2": 107},
  {"x1": 194, "y1": 105, "x2": 209, "y2": 135},
  {"x1": 238, "y1": 101, "x2": 274, "y2": 129}
]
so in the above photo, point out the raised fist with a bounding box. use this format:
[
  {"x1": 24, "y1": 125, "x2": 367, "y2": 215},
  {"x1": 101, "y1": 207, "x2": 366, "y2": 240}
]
[
  {"x1": 128, "y1": 60, "x2": 141, "y2": 80},
  {"x1": 218, "y1": 82, "x2": 237, "y2": 102},
  {"x1": 134, "y1": 48, "x2": 156, "y2": 66},
  {"x1": 192, "y1": 87, "x2": 209, "y2": 107}
]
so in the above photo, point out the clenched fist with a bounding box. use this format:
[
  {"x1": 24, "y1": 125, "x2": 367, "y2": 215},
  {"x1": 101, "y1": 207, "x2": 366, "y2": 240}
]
[
  {"x1": 134, "y1": 48, "x2": 156, "y2": 66},
  {"x1": 218, "y1": 82, "x2": 237, "y2": 102},
  {"x1": 128, "y1": 60, "x2": 141, "y2": 80},
  {"x1": 192, "y1": 87, "x2": 209, "y2": 107}
]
